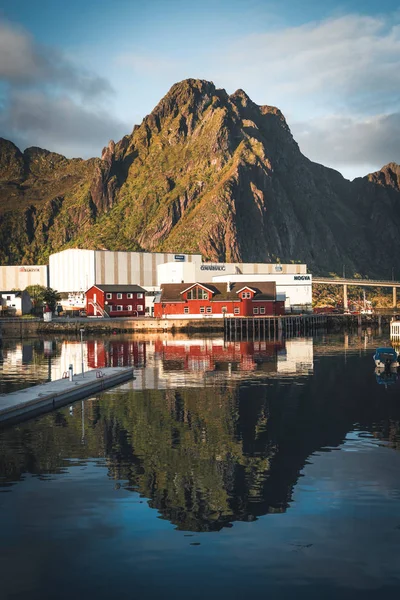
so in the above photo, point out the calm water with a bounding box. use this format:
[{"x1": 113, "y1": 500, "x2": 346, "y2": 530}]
[{"x1": 1, "y1": 331, "x2": 400, "y2": 599}]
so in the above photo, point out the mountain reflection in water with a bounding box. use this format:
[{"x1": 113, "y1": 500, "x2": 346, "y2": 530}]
[{"x1": 1, "y1": 333, "x2": 400, "y2": 534}]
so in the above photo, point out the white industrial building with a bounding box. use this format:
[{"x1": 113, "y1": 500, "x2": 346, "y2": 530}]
[
  {"x1": 157, "y1": 261, "x2": 307, "y2": 285},
  {"x1": 49, "y1": 249, "x2": 202, "y2": 293},
  {"x1": 157, "y1": 262, "x2": 312, "y2": 312},
  {"x1": 0, "y1": 265, "x2": 48, "y2": 291},
  {"x1": 0, "y1": 249, "x2": 311, "y2": 313}
]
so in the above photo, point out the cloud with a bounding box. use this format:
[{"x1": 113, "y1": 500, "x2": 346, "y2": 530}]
[
  {"x1": 0, "y1": 19, "x2": 128, "y2": 157},
  {"x1": 116, "y1": 53, "x2": 179, "y2": 75},
  {"x1": 0, "y1": 19, "x2": 111, "y2": 97},
  {"x1": 211, "y1": 15, "x2": 400, "y2": 112},
  {"x1": 292, "y1": 112, "x2": 400, "y2": 177},
  {"x1": 200, "y1": 14, "x2": 400, "y2": 174},
  {"x1": 0, "y1": 90, "x2": 128, "y2": 158}
]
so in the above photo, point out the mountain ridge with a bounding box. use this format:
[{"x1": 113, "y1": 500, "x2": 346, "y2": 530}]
[{"x1": 0, "y1": 78, "x2": 399, "y2": 276}]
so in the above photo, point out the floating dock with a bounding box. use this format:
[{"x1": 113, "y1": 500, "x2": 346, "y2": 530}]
[{"x1": 0, "y1": 366, "x2": 134, "y2": 425}]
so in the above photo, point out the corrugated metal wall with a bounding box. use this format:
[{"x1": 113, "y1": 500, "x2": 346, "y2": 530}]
[{"x1": 0, "y1": 265, "x2": 48, "y2": 290}]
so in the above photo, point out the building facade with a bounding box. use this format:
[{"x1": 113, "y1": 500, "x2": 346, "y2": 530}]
[
  {"x1": 0, "y1": 265, "x2": 48, "y2": 291},
  {"x1": 50, "y1": 249, "x2": 202, "y2": 293},
  {"x1": 86, "y1": 284, "x2": 147, "y2": 317},
  {"x1": 154, "y1": 282, "x2": 284, "y2": 318},
  {"x1": 157, "y1": 263, "x2": 312, "y2": 312},
  {"x1": 213, "y1": 273, "x2": 312, "y2": 312},
  {"x1": 0, "y1": 291, "x2": 33, "y2": 316},
  {"x1": 157, "y1": 261, "x2": 307, "y2": 285}
]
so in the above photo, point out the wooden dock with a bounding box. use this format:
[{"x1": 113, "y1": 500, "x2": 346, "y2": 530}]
[
  {"x1": 0, "y1": 366, "x2": 134, "y2": 425},
  {"x1": 224, "y1": 315, "x2": 327, "y2": 340}
]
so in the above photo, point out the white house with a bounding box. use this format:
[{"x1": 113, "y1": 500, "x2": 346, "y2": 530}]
[{"x1": 0, "y1": 291, "x2": 33, "y2": 316}]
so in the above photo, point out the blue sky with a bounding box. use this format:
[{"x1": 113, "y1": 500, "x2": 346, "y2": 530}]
[{"x1": 0, "y1": 0, "x2": 399, "y2": 179}]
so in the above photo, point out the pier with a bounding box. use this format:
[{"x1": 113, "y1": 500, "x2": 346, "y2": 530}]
[
  {"x1": 224, "y1": 315, "x2": 327, "y2": 340},
  {"x1": 0, "y1": 366, "x2": 134, "y2": 425}
]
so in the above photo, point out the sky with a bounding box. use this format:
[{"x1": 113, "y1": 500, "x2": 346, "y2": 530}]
[{"x1": 0, "y1": 0, "x2": 399, "y2": 180}]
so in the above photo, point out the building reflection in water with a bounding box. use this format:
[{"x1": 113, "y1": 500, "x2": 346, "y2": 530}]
[
  {"x1": 2, "y1": 332, "x2": 400, "y2": 534},
  {"x1": 44, "y1": 336, "x2": 314, "y2": 388}
]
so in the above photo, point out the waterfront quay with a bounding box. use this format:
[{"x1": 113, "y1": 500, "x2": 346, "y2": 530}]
[
  {"x1": 0, "y1": 366, "x2": 134, "y2": 425},
  {"x1": 0, "y1": 313, "x2": 394, "y2": 338}
]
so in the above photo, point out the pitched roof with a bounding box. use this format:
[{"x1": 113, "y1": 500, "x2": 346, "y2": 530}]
[
  {"x1": 0, "y1": 291, "x2": 22, "y2": 297},
  {"x1": 180, "y1": 283, "x2": 215, "y2": 294},
  {"x1": 160, "y1": 281, "x2": 276, "y2": 302},
  {"x1": 89, "y1": 284, "x2": 146, "y2": 293}
]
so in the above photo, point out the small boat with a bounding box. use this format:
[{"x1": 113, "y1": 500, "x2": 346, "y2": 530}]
[
  {"x1": 375, "y1": 368, "x2": 398, "y2": 387},
  {"x1": 373, "y1": 347, "x2": 398, "y2": 368}
]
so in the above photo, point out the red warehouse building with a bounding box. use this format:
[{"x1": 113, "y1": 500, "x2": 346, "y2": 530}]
[
  {"x1": 154, "y1": 281, "x2": 285, "y2": 318},
  {"x1": 86, "y1": 284, "x2": 146, "y2": 317}
]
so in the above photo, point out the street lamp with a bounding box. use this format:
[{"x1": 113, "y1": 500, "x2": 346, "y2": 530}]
[
  {"x1": 342, "y1": 264, "x2": 345, "y2": 279},
  {"x1": 80, "y1": 328, "x2": 85, "y2": 378}
]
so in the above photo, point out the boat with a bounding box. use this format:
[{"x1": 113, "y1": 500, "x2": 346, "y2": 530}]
[
  {"x1": 375, "y1": 367, "x2": 398, "y2": 387},
  {"x1": 373, "y1": 347, "x2": 399, "y2": 368}
]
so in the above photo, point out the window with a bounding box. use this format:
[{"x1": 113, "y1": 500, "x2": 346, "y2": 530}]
[
  {"x1": 106, "y1": 293, "x2": 112, "y2": 299},
  {"x1": 127, "y1": 305, "x2": 132, "y2": 311},
  {"x1": 242, "y1": 292, "x2": 251, "y2": 299},
  {"x1": 127, "y1": 293, "x2": 133, "y2": 299},
  {"x1": 260, "y1": 307, "x2": 265, "y2": 315},
  {"x1": 137, "y1": 305, "x2": 143, "y2": 311},
  {"x1": 234, "y1": 308, "x2": 239, "y2": 314},
  {"x1": 112, "y1": 305, "x2": 117, "y2": 311},
  {"x1": 117, "y1": 305, "x2": 123, "y2": 311},
  {"x1": 6, "y1": 296, "x2": 11, "y2": 300},
  {"x1": 117, "y1": 293, "x2": 123, "y2": 299},
  {"x1": 253, "y1": 307, "x2": 259, "y2": 314},
  {"x1": 184, "y1": 307, "x2": 189, "y2": 314},
  {"x1": 137, "y1": 293, "x2": 144, "y2": 299},
  {"x1": 187, "y1": 287, "x2": 209, "y2": 300},
  {"x1": 206, "y1": 307, "x2": 212, "y2": 313},
  {"x1": 200, "y1": 306, "x2": 205, "y2": 313}
]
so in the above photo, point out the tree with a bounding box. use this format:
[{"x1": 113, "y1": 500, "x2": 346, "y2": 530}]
[
  {"x1": 42, "y1": 288, "x2": 61, "y2": 312},
  {"x1": 26, "y1": 285, "x2": 61, "y2": 313}
]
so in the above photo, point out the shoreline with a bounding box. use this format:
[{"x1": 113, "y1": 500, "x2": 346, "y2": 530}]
[{"x1": 0, "y1": 313, "x2": 392, "y2": 339}]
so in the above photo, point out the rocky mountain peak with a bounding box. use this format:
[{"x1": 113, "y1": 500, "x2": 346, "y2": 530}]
[
  {"x1": 367, "y1": 162, "x2": 400, "y2": 189},
  {"x1": 0, "y1": 138, "x2": 24, "y2": 181},
  {"x1": 1, "y1": 80, "x2": 400, "y2": 276},
  {"x1": 101, "y1": 140, "x2": 115, "y2": 163}
]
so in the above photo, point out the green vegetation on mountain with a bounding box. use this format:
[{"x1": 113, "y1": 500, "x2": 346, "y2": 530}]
[{"x1": 0, "y1": 79, "x2": 400, "y2": 275}]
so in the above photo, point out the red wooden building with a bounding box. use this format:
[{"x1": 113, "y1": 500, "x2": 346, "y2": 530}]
[
  {"x1": 154, "y1": 281, "x2": 285, "y2": 318},
  {"x1": 86, "y1": 284, "x2": 146, "y2": 317}
]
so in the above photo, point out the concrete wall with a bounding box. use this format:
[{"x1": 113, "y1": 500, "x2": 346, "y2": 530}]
[{"x1": 0, "y1": 265, "x2": 48, "y2": 290}]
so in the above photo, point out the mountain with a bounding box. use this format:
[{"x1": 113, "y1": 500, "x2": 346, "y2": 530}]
[{"x1": 0, "y1": 78, "x2": 399, "y2": 276}]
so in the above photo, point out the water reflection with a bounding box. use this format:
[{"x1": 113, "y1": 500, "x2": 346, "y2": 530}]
[
  {"x1": 1, "y1": 329, "x2": 398, "y2": 395},
  {"x1": 2, "y1": 332, "x2": 400, "y2": 599},
  {"x1": 1, "y1": 347, "x2": 400, "y2": 532},
  {"x1": 0, "y1": 335, "x2": 316, "y2": 394}
]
